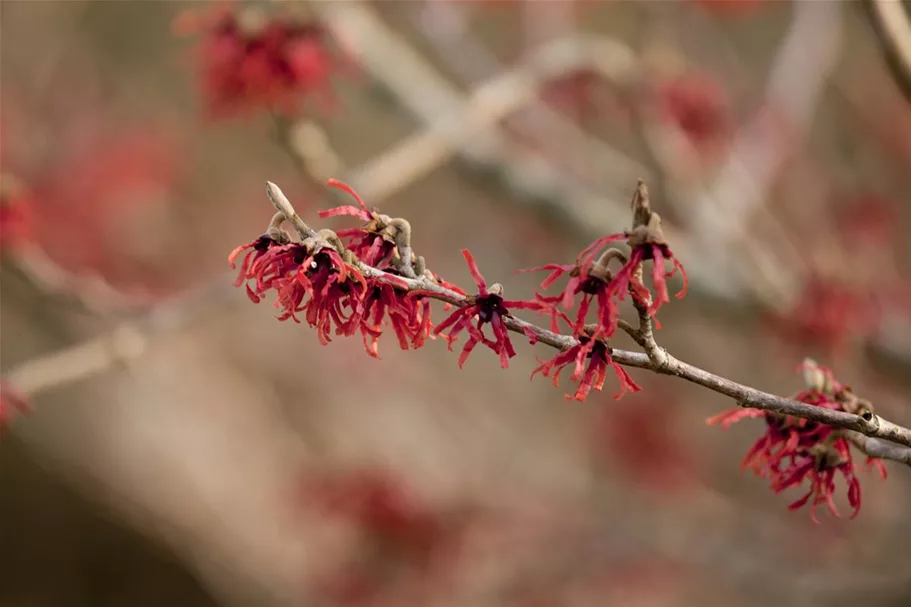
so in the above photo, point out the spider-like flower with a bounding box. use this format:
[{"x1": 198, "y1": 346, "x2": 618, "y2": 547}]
[
  {"x1": 420, "y1": 250, "x2": 541, "y2": 369},
  {"x1": 228, "y1": 227, "x2": 292, "y2": 302},
  {"x1": 177, "y1": 3, "x2": 351, "y2": 118},
  {"x1": 357, "y1": 276, "x2": 434, "y2": 358},
  {"x1": 231, "y1": 231, "x2": 368, "y2": 344},
  {"x1": 522, "y1": 182, "x2": 687, "y2": 338},
  {"x1": 274, "y1": 246, "x2": 367, "y2": 344},
  {"x1": 318, "y1": 179, "x2": 401, "y2": 270},
  {"x1": 531, "y1": 334, "x2": 640, "y2": 401},
  {"x1": 707, "y1": 361, "x2": 887, "y2": 522},
  {"x1": 521, "y1": 243, "x2": 649, "y2": 339}
]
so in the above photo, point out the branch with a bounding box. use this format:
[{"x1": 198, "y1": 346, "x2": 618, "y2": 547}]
[
  {"x1": 355, "y1": 261, "x2": 911, "y2": 464},
  {"x1": 6, "y1": 183, "x2": 911, "y2": 472}
]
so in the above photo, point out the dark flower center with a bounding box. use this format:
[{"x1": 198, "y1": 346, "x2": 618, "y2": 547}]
[
  {"x1": 477, "y1": 294, "x2": 508, "y2": 322},
  {"x1": 579, "y1": 275, "x2": 607, "y2": 295},
  {"x1": 254, "y1": 235, "x2": 277, "y2": 252}
]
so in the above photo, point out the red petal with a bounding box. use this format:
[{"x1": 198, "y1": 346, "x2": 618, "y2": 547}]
[
  {"x1": 327, "y1": 178, "x2": 369, "y2": 211},
  {"x1": 460, "y1": 249, "x2": 488, "y2": 295}
]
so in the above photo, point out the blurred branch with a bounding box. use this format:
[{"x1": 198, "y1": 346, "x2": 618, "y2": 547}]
[
  {"x1": 8, "y1": 244, "x2": 155, "y2": 316},
  {"x1": 685, "y1": 0, "x2": 843, "y2": 305},
  {"x1": 866, "y1": 0, "x2": 911, "y2": 102}
]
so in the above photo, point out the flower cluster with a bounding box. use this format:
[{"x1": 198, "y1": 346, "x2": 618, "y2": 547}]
[
  {"x1": 707, "y1": 360, "x2": 887, "y2": 522},
  {"x1": 417, "y1": 250, "x2": 545, "y2": 370},
  {"x1": 176, "y1": 3, "x2": 351, "y2": 119},
  {"x1": 656, "y1": 73, "x2": 731, "y2": 153},
  {"x1": 230, "y1": 183, "x2": 439, "y2": 358},
  {"x1": 231, "y1": 178, "x2": 691, "y2": 402},
  {"x1": 531, "y1": 334, "x2": 639, "y2": 401}
]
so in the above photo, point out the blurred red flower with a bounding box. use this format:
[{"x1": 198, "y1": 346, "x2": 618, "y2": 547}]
[
  {"x1": 591, "y1": 392, "x2": 697, "y2": 492},
  {"x1": 177, "y1": 3, "x2": 353, "y2": 119},
  {"x1": 657, "y1": 73, "x2": 732, "y2": 153}
]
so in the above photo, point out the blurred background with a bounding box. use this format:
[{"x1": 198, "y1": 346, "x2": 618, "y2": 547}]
[{"x1": 2, "y1": 0, "x2": 911, "y2": 605}]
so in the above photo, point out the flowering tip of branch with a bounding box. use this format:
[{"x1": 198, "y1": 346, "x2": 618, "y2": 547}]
[{"x1": 266, "y1": 181, "x2": 294, "y2": 217}]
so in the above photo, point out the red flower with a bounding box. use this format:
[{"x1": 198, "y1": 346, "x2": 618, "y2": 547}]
[
  {"x1": 707, "y1": 363, "x2": 886, "y2": 522},
  {"x1": 773, "y1": 275, "x2": 884, "y2": 356},
  {"x1": 228, "y1": 232, "x2": 291, "y2": 302},
  {"x1": 357, "y1": 277, "x2": 434, "y2": 358},
  {"x1": 523, "y1": 226, "x2": 687, "y2": 338},
  {"x1": 531, "y1": 334, "x2": 640, "y2": 401},
  {"x1": 770, "y1": 437, "x2": 862, "y2": 523},
  {"x1": 178, "y1": 4, "x2": 351, "y2": 119},
  {"x1": 613, "y1": 243, "x2": 688, "y2": 317},
  {"x1": 0, "y1": 382, "x2": 29, "y2": 434},
  {"x1": 319, "y1": 179, "x2": 398, "y2": 269},
  {"x1": 230, "y1": 237, "x2": 368, "y2": 344},
  {"x1": 521, "y1": 253, "x2": 632, "y2": 339},
  {"x1": 657, "y1": 74, "x2": 731, "y2": 150},
  {"x1": 422, "y1": 250, "x2": 541, "y2": 369},
  {"x1": 26, "y1": 128, "x2": 184, "y2": 292}
]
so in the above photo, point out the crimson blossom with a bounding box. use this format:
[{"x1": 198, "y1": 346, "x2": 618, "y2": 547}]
[
  {"x1": 177, "y1": 3, "x2": 351, "y2": 119},
  {"x1": 318, "y1": 179, "x2": 401, "y2": 270},
  {"x1": 230, "y1": 231, "x2": 369, "y2": 345},
  {"x1": 707, "y1": 362, "x2": 887, "y2": 522},
  {"x1": 417, "y1": 250, "x2": 544, "y2": 369},
  {"x1": 524, "y1": 182, "x2": 687, "y2": 340},
  {"x1": 532, "y1": 334, "x2": 640, "y2": 401}
]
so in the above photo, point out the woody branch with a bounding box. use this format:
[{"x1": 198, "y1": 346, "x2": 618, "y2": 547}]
[{"x1": 263, "y1": 180, "x2": 911, "y2": 466}]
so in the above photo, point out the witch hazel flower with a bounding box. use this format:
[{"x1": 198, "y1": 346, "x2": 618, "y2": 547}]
[
  {"x1": 176, "y1": 3, "x2": 352, "y2": 119},
  {"x1": 707, "y1": 359, "x2": 887, "y2": 522},
  {"x1": 319, "y1": 179, "x2": 410, "y2": 271},
  {"x1": 231, "y1": 217, "x2": 369, "y2": 344},
  {"x1": 228, "y1": 212, "x2": 293, "y2": 302},
  {"x1": 416, "y1": 250, "x2": 543, "y2": 369},
  {"x1": 532, "y1": 333, "x2": 641, "y2": 401},
  {"x1": 358, "y1": 277, "x2": 434, "y2": 358},
  {"x1": 524, "y1": 181, "x2": 687, "y2": 340},
  {"x1": 522, "y1": 246, "x2": 646, "y2": 340}
]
